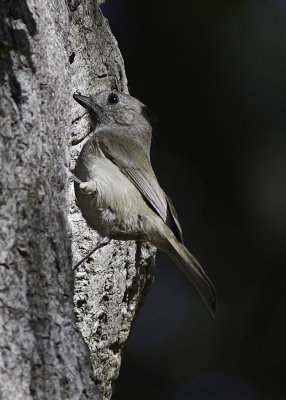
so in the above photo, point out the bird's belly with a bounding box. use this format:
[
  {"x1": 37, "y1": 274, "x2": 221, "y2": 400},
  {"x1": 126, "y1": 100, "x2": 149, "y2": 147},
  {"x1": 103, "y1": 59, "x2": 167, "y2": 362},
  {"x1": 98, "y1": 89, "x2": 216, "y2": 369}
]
[{"x1": 75, "y1": 156, "x2": 149, "y2": 240}]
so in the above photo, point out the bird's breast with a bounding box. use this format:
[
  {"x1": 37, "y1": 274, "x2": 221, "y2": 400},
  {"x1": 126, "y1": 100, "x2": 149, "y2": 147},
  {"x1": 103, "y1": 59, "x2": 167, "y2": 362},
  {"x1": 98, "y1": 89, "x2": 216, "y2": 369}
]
[{"x1": 74, "y1": 154, "x2": 150, "y2": 240}]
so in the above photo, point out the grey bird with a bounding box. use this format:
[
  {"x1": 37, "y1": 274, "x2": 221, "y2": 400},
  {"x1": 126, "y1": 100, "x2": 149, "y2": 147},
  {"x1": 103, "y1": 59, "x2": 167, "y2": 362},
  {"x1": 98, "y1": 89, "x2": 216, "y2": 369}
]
[{"x1": 72, "y1": 90, "x2": 216, "y2": 317}]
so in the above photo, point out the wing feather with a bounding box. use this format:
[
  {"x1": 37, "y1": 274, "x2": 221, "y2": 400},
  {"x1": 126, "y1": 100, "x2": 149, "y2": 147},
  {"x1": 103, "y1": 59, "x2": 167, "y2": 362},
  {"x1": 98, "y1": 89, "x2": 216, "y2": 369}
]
[{"x1": 98, "y1": 137, "x2": 183, "y2": 242}]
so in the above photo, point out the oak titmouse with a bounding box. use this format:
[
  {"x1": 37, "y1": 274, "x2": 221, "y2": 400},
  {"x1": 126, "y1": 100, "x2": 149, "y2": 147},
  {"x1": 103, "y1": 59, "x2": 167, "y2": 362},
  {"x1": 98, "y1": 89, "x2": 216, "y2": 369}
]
[{"x1": 73, "y1": 90, "x2": 216, "y2": 317}]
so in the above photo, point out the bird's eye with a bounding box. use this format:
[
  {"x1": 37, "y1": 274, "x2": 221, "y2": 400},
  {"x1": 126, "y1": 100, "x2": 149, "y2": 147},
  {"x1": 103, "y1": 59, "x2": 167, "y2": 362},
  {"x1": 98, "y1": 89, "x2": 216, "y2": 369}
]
[{"x1": 108, "y1": 93, "x2": 119, "y2": 104}]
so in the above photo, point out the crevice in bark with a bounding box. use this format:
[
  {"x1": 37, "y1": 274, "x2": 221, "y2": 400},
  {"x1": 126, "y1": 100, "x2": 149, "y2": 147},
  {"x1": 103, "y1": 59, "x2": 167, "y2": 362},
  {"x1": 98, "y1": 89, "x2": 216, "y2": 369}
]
[{"x1": 69, "y1": 52, "x2": 75, "y2": 64}]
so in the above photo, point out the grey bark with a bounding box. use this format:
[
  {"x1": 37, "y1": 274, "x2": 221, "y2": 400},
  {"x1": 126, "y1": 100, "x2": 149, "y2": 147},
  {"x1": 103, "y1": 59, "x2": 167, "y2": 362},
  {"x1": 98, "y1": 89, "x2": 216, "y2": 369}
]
[{"x1": 0, "y1": 1, "x2": 155, "y2": 399}]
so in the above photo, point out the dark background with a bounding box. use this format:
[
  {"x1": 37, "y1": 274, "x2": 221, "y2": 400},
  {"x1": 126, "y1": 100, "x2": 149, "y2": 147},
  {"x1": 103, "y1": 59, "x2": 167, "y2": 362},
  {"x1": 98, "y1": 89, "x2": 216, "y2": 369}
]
[{"x1": 101, "y1": 1, "x2": 286, "y2": 399}]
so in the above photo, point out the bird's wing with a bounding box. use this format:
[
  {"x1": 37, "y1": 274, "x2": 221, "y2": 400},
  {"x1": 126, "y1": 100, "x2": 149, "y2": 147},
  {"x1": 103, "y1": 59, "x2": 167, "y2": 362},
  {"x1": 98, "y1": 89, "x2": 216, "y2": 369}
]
[
  {"x1": 165, "y1": 195, "x2": 183, "y2": 243},
  {"x1": 98, "y1": 137, "x2": 183, "y2": 242}
]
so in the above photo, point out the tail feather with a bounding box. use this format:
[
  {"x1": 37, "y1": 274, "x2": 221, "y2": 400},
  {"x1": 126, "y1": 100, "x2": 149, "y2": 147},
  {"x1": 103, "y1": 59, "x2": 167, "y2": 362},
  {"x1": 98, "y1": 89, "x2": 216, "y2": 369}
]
[{"x1": 168, "y1": 238, "x2": 217, "y2": 318}]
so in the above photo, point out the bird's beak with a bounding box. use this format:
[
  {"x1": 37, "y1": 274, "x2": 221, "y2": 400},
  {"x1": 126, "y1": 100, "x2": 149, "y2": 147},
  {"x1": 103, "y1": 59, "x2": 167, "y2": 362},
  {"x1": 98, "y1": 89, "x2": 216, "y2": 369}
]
[{"x1": 73, "y1": 93, "x2": 93, "y2": 110}]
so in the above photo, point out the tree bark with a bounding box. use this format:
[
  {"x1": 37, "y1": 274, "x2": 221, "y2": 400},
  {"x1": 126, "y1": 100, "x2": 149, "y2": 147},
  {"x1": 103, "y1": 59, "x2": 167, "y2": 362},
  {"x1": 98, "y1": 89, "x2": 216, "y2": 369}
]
[{"x1": 0, "y1": 1, "x2": 155, "y2": 399}]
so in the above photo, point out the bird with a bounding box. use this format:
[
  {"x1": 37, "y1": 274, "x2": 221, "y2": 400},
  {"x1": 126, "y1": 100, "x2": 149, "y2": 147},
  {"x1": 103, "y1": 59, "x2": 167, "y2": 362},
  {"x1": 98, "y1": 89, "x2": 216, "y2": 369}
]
[{"x1": 72, "y1": 90, "x2": 216, "y2": 317}]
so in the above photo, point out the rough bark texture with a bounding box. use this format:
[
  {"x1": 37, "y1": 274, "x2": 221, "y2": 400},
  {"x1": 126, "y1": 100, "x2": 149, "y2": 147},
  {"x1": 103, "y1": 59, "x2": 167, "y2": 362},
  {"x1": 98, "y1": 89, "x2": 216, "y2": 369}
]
[
  {"x1": 69, "y1": 3, "x2": 156, "y2": 399},
  {"x1": 0, "y1": 0, "x2": 155, "y2": 399}
]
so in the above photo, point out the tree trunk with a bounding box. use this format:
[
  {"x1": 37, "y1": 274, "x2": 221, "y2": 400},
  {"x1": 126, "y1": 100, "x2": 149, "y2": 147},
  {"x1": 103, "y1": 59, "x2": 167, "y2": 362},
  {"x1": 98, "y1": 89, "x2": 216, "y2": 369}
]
[{"x1": 0, "y1": 1, "x2": 155, "y2": 399}]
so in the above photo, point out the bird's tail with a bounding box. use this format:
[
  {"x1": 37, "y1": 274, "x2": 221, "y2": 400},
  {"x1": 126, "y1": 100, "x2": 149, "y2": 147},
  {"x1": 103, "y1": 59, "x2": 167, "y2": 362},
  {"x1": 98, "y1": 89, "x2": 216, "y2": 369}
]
[{"x1": 167, "y1": 236, "x2": 217, "y2": 318}]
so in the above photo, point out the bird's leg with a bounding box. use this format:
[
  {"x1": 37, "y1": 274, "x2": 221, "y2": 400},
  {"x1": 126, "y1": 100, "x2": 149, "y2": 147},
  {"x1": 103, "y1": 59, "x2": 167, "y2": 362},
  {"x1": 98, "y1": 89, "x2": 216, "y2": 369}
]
[
  {"x1": 70, "y1": 170, "x2": 106, "y2": 269},
  {"x1": 69, "y1": 170, "x2": 97, "y2": 194},
  {"x1": 73, "y1": 236, "x2": 111, "y2": 270},
  {"x1": 70, "y1": 171, "x2": 82, "y2": 184}
]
